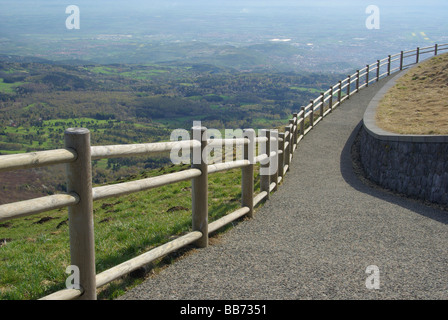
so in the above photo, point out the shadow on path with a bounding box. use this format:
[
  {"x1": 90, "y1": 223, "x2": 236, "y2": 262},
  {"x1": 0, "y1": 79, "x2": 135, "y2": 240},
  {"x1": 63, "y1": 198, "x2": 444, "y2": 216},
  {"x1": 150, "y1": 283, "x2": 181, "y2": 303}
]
[
  {"x1": 340, "y1": 121, "x2": 448, "y2": 225},
  {"x1": 120, "y1": 71, "x2": 448, "y2": 301}
]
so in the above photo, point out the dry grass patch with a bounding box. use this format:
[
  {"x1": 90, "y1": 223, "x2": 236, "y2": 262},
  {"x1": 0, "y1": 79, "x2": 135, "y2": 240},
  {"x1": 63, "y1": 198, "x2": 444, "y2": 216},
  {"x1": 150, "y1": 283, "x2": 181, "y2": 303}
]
[{"x1": 376, "y1": 52, "x2": 448, "y2": 135}]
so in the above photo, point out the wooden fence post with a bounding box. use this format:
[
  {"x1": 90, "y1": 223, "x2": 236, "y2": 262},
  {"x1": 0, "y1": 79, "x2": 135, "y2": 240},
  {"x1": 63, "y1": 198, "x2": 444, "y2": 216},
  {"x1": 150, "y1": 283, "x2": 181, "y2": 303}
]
[
  {"x1": 435, "y1": 43, "x2": 438, "y2": 56},
  {"x1": 366, "y1": 65, "x2": 370, "y2": 87},
  {"x1": 416, "y1": 47, "x2": 420, "y2": 64},
  {"x1": 376, "y1": 60, "x2": 380, "y2": 81},
  {"x1": 387, "y1": 55, "x2": 391, "y2": 76},
  {"x1": 346, "y1": 76, "x2": 351, "y2": 99},
  {"x1": 242, "y1": 129, "x2": 255, "y2": 218},
  {"x1": 338, "y1": 81, "x2": 342, "y2": 102},
  {"x1": 300, "y1": 106, "x2": 305, "y2": 134},
  {"x1": 191, "y1": 125, "x2": 208, "y2": 248},
  {"x1": 278, "y1": 132, "x2": 285, "y2": 181},
  {"x1": 320, "y1": 93, "x2": 324, "y2": 116},
  {"x1": 288, "y1": 119, "x2": 295, "y2": 157},
  {"x1": 329, "y1": 88, "x2": 333, "y2": 112},
  {"x1": 356, "y1": 70, "x2": 360, "y2": 91},
  {"x1": 284, "y1": 125, "x2": 291, "y2": 172},
  {"x1": 293, "y1": 113, "x2": 298, "y2": 148},
  {"x1": 270, "y1": 130, "x2": 279, "y2": 192},
  {"x1": 400, "y1": 51, "x2": 404, "y2": 70},
  {"x1": 309, "y1": 100, "x2": 314, "y2": 128},
  {"x1": 260, "y1": 129, "x2": 271, "y2": 200},
  {"x1": 64, "y1": 128, "x2": 96, "y2": 300}
]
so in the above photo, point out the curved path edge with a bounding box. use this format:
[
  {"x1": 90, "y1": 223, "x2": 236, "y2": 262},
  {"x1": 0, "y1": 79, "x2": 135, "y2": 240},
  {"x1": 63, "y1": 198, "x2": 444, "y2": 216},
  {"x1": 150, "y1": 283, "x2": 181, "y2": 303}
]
[{"x1": 120, "y1": 74, "x2": 448, "y2": 300}]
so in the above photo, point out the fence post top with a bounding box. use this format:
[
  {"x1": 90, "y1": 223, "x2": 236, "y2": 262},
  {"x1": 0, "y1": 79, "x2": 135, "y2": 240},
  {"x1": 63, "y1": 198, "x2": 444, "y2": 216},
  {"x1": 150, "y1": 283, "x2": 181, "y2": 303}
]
[
  {"x1": 65, "y1": 128, "x2": 90, "y2": 135},
  {"x1": 243, "y1": 128, "x2": 256, "y2": 141},
  {"x1": 191, "y1": 126, "x2": 207, "y2": 132}
]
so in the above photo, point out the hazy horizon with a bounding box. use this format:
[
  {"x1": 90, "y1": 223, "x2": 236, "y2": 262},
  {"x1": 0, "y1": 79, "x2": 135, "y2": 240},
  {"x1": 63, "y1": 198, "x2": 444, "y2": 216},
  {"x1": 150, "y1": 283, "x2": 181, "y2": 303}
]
[{"x1": 1, "y1": 0, "x2": 447, "y2": 71}]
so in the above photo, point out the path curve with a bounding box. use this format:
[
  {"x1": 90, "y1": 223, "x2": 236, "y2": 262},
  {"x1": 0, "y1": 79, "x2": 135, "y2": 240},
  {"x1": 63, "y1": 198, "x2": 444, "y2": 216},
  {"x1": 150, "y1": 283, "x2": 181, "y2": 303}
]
[{"x1": 120, "y1": 73, "x2": 448, "y2": 300}]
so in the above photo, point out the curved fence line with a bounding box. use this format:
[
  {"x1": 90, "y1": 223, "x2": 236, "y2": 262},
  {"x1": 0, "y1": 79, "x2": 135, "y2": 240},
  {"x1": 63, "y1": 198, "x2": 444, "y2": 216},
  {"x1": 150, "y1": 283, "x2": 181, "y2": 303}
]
[{"x1": 0, "y1": 43, "x2": 446, "y2": 300}]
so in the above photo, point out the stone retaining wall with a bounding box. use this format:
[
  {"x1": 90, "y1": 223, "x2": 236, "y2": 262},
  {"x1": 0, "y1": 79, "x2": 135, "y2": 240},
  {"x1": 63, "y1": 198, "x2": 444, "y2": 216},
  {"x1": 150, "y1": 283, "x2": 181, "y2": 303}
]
[{"x1": 359, "y1": 71, "x2": 448, "y2": 206}]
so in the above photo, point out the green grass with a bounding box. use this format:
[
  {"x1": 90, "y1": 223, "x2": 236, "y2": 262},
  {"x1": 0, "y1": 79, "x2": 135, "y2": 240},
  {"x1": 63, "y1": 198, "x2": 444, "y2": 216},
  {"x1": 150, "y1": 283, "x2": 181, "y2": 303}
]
[
  {"x1": 120, "y1": 69, "x2": 168, "y2": 80},
  {"x1": 0, "y1": 163, "x2": 263, "y2": 300},
  {"x1": 289, "y1": 86, "x2": 321, "y2": 94},
  {"x1": 86, "y1": 65, "x2": 168, "y2": 80},
  {"x1": 0, "y1": 78, "x2": 24, "y2": 94},
  {"x1": 0, "y1": 117, "x2": 164, "y2": 154},
  {"x1": 88, "y1": 66, "x2": 118, "y2": 75},
  {"x1": 251, "y1": 117, "x2": 290, "y2": 129},
  {"x1": 3, "y1": 68, "x2": 28, "y2": 75}
]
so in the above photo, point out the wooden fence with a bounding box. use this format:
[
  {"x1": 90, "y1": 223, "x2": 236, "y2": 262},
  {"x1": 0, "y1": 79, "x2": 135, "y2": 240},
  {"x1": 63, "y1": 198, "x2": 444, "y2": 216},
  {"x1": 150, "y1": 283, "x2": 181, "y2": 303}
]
[{"x1": 0, "y1": 43, "x2": 447, "y2": 300}]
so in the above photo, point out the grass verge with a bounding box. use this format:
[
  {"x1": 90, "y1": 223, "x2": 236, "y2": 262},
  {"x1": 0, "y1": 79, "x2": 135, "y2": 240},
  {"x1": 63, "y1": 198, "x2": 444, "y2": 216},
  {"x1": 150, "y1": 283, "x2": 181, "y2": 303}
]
[
  {"x1": 376, "y1": 52, "x2": 448, "y2": 135},
  {"x1": 0, "y1": 162, "x2": 263, "y2": 300}
]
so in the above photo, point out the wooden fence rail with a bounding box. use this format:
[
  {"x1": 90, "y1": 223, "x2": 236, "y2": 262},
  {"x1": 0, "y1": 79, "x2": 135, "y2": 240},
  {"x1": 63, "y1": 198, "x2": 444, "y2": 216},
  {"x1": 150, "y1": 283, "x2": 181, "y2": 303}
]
[{"x1": 0, "y1": 43, "x2": 446, "y2": 300}]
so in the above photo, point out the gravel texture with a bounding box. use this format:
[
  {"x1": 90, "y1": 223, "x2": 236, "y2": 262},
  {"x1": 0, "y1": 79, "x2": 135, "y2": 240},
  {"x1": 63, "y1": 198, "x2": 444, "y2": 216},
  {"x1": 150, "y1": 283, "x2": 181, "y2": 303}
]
[{"x1": 119, "y1": 75, "x2": 448, "y2": 300}]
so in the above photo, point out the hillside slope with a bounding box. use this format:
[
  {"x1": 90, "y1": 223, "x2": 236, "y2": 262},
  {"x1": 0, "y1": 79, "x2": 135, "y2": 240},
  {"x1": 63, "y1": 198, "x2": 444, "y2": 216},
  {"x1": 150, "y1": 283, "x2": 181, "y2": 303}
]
[{"x1": 376, "y1": 53, "x2": 448, "y2": 135}]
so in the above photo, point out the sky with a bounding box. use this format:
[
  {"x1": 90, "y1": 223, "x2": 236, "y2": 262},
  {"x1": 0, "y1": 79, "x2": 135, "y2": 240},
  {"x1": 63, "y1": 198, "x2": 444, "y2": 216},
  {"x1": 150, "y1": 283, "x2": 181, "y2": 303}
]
[{"x1": 1, "y1": 0, "x2": 446, "y2": 36}]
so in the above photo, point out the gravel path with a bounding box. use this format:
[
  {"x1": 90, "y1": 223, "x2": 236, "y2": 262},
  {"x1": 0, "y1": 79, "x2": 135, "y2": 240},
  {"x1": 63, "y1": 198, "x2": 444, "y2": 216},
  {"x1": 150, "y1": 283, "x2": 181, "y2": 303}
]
[{"x1": 120, "y1": 74, "x2": 448, "y2": 300}]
